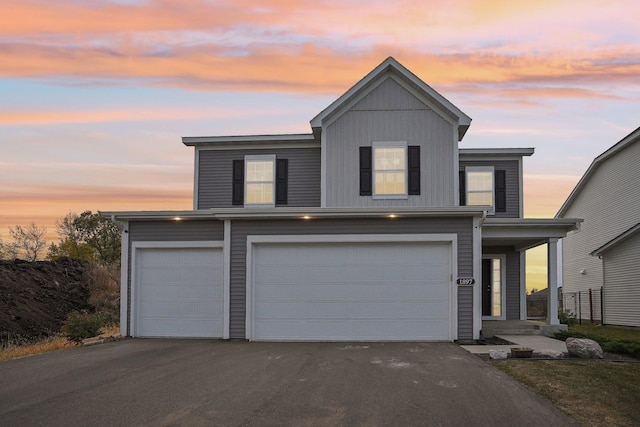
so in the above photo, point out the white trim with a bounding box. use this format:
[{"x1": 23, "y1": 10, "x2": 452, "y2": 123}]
[
  {"x1": 473, "y1": 216, "x2": 482, "y2": 339},
  {"x1": 130, "y1": 240, "x2": 224, "y2": 337},
  {"x1": 120, "y1": 222, "x2": 129, "y2": 336},
  {"x1": 518, "y1": 157, "x2": 524, "y2": 217},
  {"x1": 465, "y1": 166, "x2": 495, "y2": 215},
  {"x1": 321, "y1": 130, "x2": 327, "y2": 207},
  {"x1": 244, "y1": 154, "x2": 276, "y2": 208},
  {"x1": 520, "y1": 251, "x2": 527, "y2": 320},
  {"x1": 223, "y1": 220, "x2": 231, "y2": 339},
  {"x1": 193, "y1": 148, "x2": 200, "y2": 210},
  {"x1": 193, "y1": 142, "x2": 319, "y2": 151},
  {"x1": 547, "y1": 238, "x2": 560, "y2": 325},
  {"x1": 453, "y1": 135, "x2": 460, "y2": 206},
  {"x1": 482, "y1": 254, "x2": 507, "y2": 320},
  {"x1": 459, "y1": 148, "x2": 535, "y2": 158},
  {"x1": 372, "y1": 141, "x2": 408, "y2": 199},
  {"x1": 182, "y1": 133, "x2": 316, "y2": 145},
  {"x1": 310, "y1": 57, "x2": 471, "y2": 140},
  {"x1": 245, "y1": 233, "x2": 458, "y2": 342}
]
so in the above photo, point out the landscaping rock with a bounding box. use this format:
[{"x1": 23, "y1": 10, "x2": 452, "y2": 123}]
[
  {"x1": 489, "y1": 349, "x2": 508, "y2": 360},
  {"x1": 566, "y1": 337, "x2": 603, "y2": 359},
  {"x1": 539, "y1": 350, "x2": 565, "y2": 359}
]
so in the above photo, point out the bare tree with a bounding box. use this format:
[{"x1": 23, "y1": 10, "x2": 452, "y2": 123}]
[
  {"x1": 0, "y1": 234, "x2": 20, "y2": 260},
  {"x1": 9, "y1": 223, "x2": 48, "y2": 262}
]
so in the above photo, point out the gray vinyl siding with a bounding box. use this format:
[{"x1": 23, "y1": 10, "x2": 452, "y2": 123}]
[
  {"x1": 125, "y1": 220, "x2": 224, "y2": 334},
  {"x1": 561, "y1": 141, "x2": 640, "y2": 296},
  {"x1": 197, "y1": 148, "x2": 321, "y2": 209},
  {"x1": 325, "y1": 78, "x2": 456, "y2": 208},
  {"x1": 231, "y1": 217, "x2": 474, "y2": 340},
  {"x1": 484, "y1": 246, "x2": 521, "y2": 319},
  {"x1": 460, "y1": 160, "x2": 520, "y2": 218},
  {"x1": 602, "y1": 232, "x2": 640, "y2": 327}
]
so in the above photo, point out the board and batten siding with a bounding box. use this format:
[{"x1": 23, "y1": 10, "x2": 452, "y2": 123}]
[
  {"x1": 125, "y1": 220, "x2": 225, "y2": 334},
  {"x1": 230, "y1": 217, "x2": 474, "y2": 340},
  {"x1": 562, "y1": 141, "x2": 640, "y2": 295},
  {"x1": 460, "y1": 160, "x2": 520, "y2": 218},
  {"x1": 325, "y1": 78, "x2": 456, "y2": 208},
  {"x1": 197, "y1": 148, "x2": 321, "y2": 209},
  {"x1": 484, "y1": 246, "x2": 521, "y2": 319},
  {"x1": 602, "y1": 232, "x2": 640, "y2": 327}
]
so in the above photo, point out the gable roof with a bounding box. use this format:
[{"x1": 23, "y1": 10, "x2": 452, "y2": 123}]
[
  {"x1": 556, "y1": 126, "x2": 640, "y2": 217},
  {"x1": 310, "y1": 57, "x2": 472, "y2": 141},
  {"x1": 590, "y1": 222, "x2": 640, "y2": 256}
]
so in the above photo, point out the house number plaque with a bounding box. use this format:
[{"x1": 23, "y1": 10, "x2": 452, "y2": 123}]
[{"x1": 456, "y1": 278, "x2": 476, "y2": 286}]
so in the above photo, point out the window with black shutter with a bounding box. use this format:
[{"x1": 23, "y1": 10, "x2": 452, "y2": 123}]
[{"x1": 459, "y1": 169, "x2": 466, "y2": 206}]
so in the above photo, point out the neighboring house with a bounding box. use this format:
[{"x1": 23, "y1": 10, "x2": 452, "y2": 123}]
[
  {"x1": 105, "y1": 57, "x2": 580, "y2": 341},
  {"x1": 557, "y1": 127, "x2": 640, "y2": 328}
]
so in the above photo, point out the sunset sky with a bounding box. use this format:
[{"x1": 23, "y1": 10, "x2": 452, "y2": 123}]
[{"x1": 2, "y1": 0, "x2": 639, "y2": 290}]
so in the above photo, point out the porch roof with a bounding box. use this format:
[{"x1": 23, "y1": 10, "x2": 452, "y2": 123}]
[{"x1": 482, "y1": 218, "x2": 582, "y2": 251}]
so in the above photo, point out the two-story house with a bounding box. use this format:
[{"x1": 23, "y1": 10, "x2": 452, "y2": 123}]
[{"x1": 105, "y1": 57, "x2": 580, "y2": 342}]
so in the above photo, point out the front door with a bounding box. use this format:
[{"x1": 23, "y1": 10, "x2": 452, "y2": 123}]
[{"x1": 482, "y1": 256, "x2": 505, "y2": 319}]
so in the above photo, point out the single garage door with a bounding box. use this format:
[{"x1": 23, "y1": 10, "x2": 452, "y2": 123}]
[
  {"x1": 135, "y1": 246, "x2": 224, "y2": 337},
  {"x1": 250, "y1": 241, "x2": 453, "y2": 341}
]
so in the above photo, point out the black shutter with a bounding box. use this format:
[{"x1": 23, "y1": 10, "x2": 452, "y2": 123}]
[
  {"x1": 275, "y1": 158, "x2": 288, "y2": 205},
  {"x1": 232, "y1": 160, "x2": 244, "y2": 205},
  {"x1": 359, "y1": 147, "x2": 372, "y2": 196},
  {"x1": 495, "y1": 169, "x2": 506, "y2": 212},
  {"x1": 408, "y1": 145, "x2": 420, "y2": 195},
  {"x1": 459, "y1": 169, "x2": 466, "y2": 206}
]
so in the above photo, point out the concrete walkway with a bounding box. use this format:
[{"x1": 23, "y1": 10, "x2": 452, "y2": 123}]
[{"x1": 461, "y1": 335, "x2": 568, "y2": 356}]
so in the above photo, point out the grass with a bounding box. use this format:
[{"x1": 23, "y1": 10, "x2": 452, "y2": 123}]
[
  {"x1": 492, "y1": 325, "x2": 640, "y2": 426},
  {"x1": 0, "y1": 335, "x2": 74, "y2": 361},
  {"x1": 492, "y1": 359, "x2": 640, "y2": 427},
  {"x1": 555, "y1": 324, "x2": 640, "y2": 358},
  {"x1": 0, "y1": 325, "x2": 120, "y2": 362}
]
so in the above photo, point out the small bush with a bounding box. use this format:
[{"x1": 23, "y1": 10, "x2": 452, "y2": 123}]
[
  {"x1": 62, "y1": 311, "x2": 104, "y2": 343},
  {"x1": 558, "y1": 309, "x2": 577, "y2": 326}
]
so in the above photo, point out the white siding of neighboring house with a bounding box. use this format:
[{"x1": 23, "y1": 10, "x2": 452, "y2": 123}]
[
  {"x1": 602, "y1": 232, "x2": 640, "y2": 327},
  {"x1": 562, "y1": 140, "x2": 640, "y2": 295},
  {"x1": 325, "y1": 76, "x2": 456, "y2": 208}
]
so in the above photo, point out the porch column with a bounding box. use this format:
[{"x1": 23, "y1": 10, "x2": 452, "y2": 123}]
[{"x1": 547, "y1": 238, "x2": 560, "y2": 325}]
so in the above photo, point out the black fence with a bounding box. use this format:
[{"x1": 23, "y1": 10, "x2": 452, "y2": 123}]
[{"x1": 561, "y1": 288, "x2": 603, "y2": 325}]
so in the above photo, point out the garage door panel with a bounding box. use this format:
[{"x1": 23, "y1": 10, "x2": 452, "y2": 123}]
[
  {"x1": 135, "y1": 247, "x2": 224, "y2": 338},
  {"x1": 251, "y1": 241, "x2": 453, "y2": 341}
]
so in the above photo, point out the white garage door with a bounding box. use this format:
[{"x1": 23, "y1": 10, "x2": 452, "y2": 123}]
[
  {"x1": 135, "y1": 246, "x2": 224, "y2": 337},
  {"x1": 250, "y1": 241, "x2": 453, "y2": 341}
]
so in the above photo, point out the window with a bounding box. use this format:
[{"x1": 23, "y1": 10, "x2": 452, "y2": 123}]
[
  {"x1": 465, "y1": 166, "x2": 494, "y2": 213},
  {"x1": 245, "y1": 155, "x2": 275, "y2": 206},
  {"x1": 373, "y1": 142, "x2": 407, "y2": 197}
]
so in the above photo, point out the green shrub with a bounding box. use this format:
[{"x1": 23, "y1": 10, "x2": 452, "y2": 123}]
[
  {"x1": 62, "y1": 311, "x2": 104, "y2": 343},
  {"x1": 603, "y1": 341, "x2": 640, "y2": 359}
]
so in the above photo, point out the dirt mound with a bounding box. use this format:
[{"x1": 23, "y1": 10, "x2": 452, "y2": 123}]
[{"x1": 0, "y1": 258, "x2": 93, "y2": 343}]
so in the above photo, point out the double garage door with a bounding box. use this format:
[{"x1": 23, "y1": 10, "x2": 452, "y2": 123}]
[
  {"x1": 133, "y1": 238, "x2": 454, "y2": 341},
  {"x1": 249, "y1": 240, "x2": 453, "y2": 341}
]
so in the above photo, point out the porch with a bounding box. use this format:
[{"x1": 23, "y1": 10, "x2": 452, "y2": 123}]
[{"x1": 481, "y1": 320, "x2": 567, "y2": 338}]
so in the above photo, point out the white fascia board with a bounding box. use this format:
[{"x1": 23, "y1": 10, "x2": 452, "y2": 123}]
[
  {"x1": 100, "y1": 210, "x2": 219, "y2": 221},
  {"x1": 120, "y1": 221, "x2": 129, "y2": 336},
  {"x1": 182, "y1": 133, "x2": 316, "y2": 146},
  {"x1": 591, "y1": 222, "x2": 640, "y2": 256},
  {"x1": 213, "y1": 206, "x2": 486, "y2": 220},
  {"x1": 459, "y1": 148, "x2": 535, "y2": 159},
  {"x1": 310, "y1": 57, "x2": 471, "y2": 141},
  {"x1": 557, "y1": 126, "x2": 640, "y2": 218}
]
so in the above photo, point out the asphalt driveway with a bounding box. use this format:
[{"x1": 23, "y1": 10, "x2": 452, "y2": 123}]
[{"x1": 0, "y1": 340, "x2": 578, "y2": 426}]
